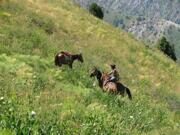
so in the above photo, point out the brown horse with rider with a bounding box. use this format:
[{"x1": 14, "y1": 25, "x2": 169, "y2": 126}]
[{"x1": 90, "y1": 67, "x2": 132, "y2": 100}]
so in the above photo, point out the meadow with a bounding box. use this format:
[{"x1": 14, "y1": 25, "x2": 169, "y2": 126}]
[{"x1": 0, "y1": 0, "x2": 180, "y2": 134}]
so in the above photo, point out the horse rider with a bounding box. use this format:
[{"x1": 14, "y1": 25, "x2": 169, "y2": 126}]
[{"x1": 105, "y1": 64, "x2": 120, "y2": 85}]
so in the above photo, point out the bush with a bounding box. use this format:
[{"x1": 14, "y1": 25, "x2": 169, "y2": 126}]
[
  {"x1": 157, "y1": 37, "x2": 177, "y2": 61},
  {"x1": 89, "y1": 3, "x2": 104, "y2": 19}
]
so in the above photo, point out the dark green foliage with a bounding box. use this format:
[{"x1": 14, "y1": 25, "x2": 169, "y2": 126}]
[
  {"x1": 157, "y1": 37, "x2": 177, "y2": 61},
  {"x1": 89, "y1": 3, "x2": 104, "y2": 19}
]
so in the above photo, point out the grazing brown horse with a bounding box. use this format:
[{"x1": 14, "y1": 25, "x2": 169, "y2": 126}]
[
  {"x1": 54, "y1": 51, "x2": 83, "y2": 68},
  {"x1": 90, "y1": 67, "x2": 132, "y2": 100}
]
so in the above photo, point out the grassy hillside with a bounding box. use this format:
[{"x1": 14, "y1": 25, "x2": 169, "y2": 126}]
[
  {"x1": 75, "y1": 0, "x2": 180, "y2": 61},
  {"x1": 0, "y1": 0, "x2": 180, "y2": 134}
]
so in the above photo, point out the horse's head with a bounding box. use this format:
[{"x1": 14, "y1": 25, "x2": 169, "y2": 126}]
[
  {"x1": 90, "y1": 67, "x2": 102, "y2": 78},
  {"x1": 90, "y1": 67, "x2": 97, "y2": 77},
  {"x1": 78, "y1": 53, "x2": 84, "y2": 63}
]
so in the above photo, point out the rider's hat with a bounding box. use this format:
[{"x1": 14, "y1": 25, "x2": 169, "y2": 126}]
[{"x1": 110, "y1": 64, "x2": 116, "y2": 69}]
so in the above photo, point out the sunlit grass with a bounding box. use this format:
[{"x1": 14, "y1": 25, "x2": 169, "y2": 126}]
[{"x1": 0, "y1": 0, "x2": 179, "y2": 134}]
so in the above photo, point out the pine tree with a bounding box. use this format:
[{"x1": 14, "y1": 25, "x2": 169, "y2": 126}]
[
  {"x1": 157, "y1": 37, "x2": 177, "y2": 61},
  {"x1": 89, "y1": 3, "x2": 104, "y2": 19}
]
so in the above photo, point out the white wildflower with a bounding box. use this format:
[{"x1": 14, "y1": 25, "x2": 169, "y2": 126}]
[
  {"x1": 0, "y1": 97, "x2": 4, "y2": 100},
  {"x1": 130, "y1": 116, "x2": 134, "y2": 119},
  {"x1": 31, "y1": 111, "x2": 36, "y2": 116},
  {"x1": 93, "y1": 82, "x2": 96, "y2": 87}
]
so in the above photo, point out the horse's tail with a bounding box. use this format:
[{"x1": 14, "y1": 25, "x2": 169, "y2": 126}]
[
  {"x1": 54, "y1": 54, "x2": 59, "y2": 66},
  {"x1": 126, "y1": 88, "x2": 132, "y2": 100}
]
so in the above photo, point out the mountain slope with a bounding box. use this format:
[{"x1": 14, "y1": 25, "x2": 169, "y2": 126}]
[
  {"x1": 74, "y1": 0, "x2": 180, "y2": 60},
  {"x1": 74, "y1": 0, "x2": 180, "y2": 23},
  {"x1": 0, "y1": 0, "x2": 180, "y2": 134}
]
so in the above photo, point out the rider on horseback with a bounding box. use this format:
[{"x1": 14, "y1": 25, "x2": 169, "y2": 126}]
[{"x1": 105, "y1": 64, "x2": 120, "y2": 85}]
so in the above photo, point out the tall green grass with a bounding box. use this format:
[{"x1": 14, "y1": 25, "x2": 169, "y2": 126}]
[{"x1": 0, "y1": 0, "x2": 179, "y2": 134}]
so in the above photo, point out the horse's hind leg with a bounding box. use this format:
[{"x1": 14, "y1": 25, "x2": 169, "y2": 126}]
[
  {"x1": 121, "y1": 90, "x2": 125, "y2": 97},
  {"x1": 118, "y1": 89, "x2": 125, "y2": 97}
]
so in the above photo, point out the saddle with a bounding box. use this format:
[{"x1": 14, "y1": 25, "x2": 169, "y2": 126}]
[
  {"x1": 60, "y1": 51, "x2": 71, "y2": 56},
  {"x1": 58, "y1": 51, "x2": 72, "y2": 62}
]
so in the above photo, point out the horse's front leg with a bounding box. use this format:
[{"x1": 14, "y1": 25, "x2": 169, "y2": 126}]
[
  {"x1": 69, "y1": 62, "x2": 73, "y2": 69},
  {"x1": 58, "y1": 63, "x2": 62, "y2": 67}
]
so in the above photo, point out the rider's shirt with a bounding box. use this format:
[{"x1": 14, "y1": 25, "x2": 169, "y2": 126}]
[{"x1": 109, "y1": 69, "x2": 119, "y2": 81}]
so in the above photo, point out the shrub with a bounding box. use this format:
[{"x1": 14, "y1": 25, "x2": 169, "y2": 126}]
[
  {"x1": 157, "y1": 37, "x2": 177, "y2": 61},
  {"x1": 89, "y1": 3, "x2": 104, "y2": 19}
]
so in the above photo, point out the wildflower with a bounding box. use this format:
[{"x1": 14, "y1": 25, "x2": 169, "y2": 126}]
[
  {"x1": 9, "y1": 108, "x2": 13, "y2": 112},
  {"x1": 33, "y1": 75, "x2": 37, "y2": 79},
  {"x1": 0, "y1": 97, "x2": 4, "y2": 101},
  {"x1": 31, "y1": 111, "x2": 36, "y2": 117},
  {"x1": 93, "y1": 82, "x2": 96, "y2": 87},
  {"x1": 130, "y1": 116, "x2": 134, "y2": 119}
]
